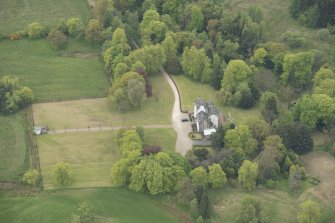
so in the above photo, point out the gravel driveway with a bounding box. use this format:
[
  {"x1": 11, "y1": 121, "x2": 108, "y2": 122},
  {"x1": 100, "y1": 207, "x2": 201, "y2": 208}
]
[{"x1": 161, "y1": 69, "x2": 192, "y2": 155}]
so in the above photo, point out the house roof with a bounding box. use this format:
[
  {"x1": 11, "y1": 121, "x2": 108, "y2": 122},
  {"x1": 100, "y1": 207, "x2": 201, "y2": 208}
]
[{"x1": 204, "y1": 128, "x2": 216, "y2": 136}]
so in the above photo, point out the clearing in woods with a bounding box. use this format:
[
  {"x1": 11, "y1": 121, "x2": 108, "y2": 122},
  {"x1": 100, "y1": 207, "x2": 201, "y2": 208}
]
[
  {"x1": 0, "y1": 0, "x2": 91, "y2": 33},
  {"x1": 300, "y1": 151, "x2": 335, "y2": 211}
]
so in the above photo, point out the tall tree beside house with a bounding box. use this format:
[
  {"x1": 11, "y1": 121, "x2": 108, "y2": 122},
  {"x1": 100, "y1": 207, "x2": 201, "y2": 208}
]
[
  {"x1": 181, "y1": 46, "x2": 212, "y2": 83},
  {"x1": 219, "y1": 60, "x2": 256, "y2": 107}
]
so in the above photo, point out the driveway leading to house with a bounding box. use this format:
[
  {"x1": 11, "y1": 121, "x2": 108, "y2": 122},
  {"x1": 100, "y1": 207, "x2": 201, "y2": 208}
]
[{"x1": 161, "y1": 69, "x2": 192, "y2": 155}]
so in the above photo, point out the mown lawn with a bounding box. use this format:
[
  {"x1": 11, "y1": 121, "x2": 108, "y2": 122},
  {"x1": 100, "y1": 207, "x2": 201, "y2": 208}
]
[
  {"x1": 37, "y1": 128, "x2": 176, "y2": 189},
  {"x1": 33, "y1": 74, "x2": 173, "y2": 129},
  {"x1": 0, "y1": 187, "x2": 183, "y2": 223},
  {"x1": 0, "y1": 0, "x2": 91, "y2": 33},
  {"x1": 0, "y1": 39, "x2": 109, "y2": 102},
  {"x1": 0, "y1": 111, "x2": 29, "y2": 181},
  {"x1": 172, "y1": 75, "x2": 262, "y2": 125}
]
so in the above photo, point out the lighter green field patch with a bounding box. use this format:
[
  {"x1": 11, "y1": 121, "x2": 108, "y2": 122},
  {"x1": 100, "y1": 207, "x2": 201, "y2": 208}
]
[
  {"x1": 0, "y1": 111, "x2": 28, "y2": 181},
  {"x1": 33, "y1": 74, "x2": 173, "y2": 129},
  {"x1": 0, "y1": 0, "x2": 91, "y2": 33},
  {"x1": 0, "y1": 39, "x2": 108, "y2": 102},
  {"x1": 37, "y1": 128, "x2": 176, "y2": 189},
  {"x1": 211, "y1": 188, "x2": 299, "y2": 223},
  {"x1": 0, "y1": 188, "x2": 183, "y2": 223}
]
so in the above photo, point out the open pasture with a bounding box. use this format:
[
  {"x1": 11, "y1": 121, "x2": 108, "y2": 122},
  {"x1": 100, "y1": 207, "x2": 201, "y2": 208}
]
[
  {"x1": 0, "y1": 111, "x2": 28, "y2": 181},
  {"x1": 0, "y1": 187, "x2": 183, "y2": 223},
  {"x1": 33, "y1": 74, "x2": 174, "y2": 129},
  {"x1": 211, "y1": 186, "x2": 335, "y2": 223},
  {"x1": 37, "y1": 128, "x2": 176, "y2": 189},
  {"x1": 0, "y1": 0, "x2": 91, "y2": 33},
  {"x1": 0, "y1": 39, "x2": 108, "y2": 102}
]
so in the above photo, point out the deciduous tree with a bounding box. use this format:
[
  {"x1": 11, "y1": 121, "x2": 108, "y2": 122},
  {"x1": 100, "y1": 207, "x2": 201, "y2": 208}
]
[
  {"x1": 297, "y1": 200, "x2": 321, "y2": 223},
  {"x1": 208, "y1": 164, "x2": 227, "y2": 188},
  {"x1": 53, "y1": 162, "x2": 72, "y2": 187},
  {"x1": 85, "y1": 19, "x2": 103, "y2": 43},
  {"x1": 238, "y1": 160, "x2": 258, "y2": 190},
  {"x1": 181, "y1": 46, "x2": 212, "y2": 82},
  {"x1": 190, "y1": 166, "x2": 208, "y2": 187}
]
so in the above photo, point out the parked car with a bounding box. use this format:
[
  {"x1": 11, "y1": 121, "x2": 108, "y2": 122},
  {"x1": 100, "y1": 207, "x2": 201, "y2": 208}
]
[
  {"x1": 33, "y1": 126, "x2": 49, "y2": 135},
  {"x1": 181, "y1": 118, "x2": 189, "y2": 122}
]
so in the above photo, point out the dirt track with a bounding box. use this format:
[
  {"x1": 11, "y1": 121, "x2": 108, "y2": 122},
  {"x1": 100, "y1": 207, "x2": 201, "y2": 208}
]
[
  {"x1": 300, "y1": 151, "x2": 335, "y2": 210},
  {"x1": 47, "y1": 124, "x2": 173, "y2": 134}
]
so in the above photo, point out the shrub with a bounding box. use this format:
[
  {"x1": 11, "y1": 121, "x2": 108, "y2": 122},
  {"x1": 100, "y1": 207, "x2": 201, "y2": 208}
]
[
  {"x1": 66, "y1": 17, "x2": 84, "y2": 38},
  {"x1": 316, "y1": 28, "x2": 331, "y2": 41},
  {"x1": 27, "y1": 22, "x2": 44, "y2": 39},
  {"x1": 8, "y1": 32, "x2": 21, "y2": 41},
  {"x1": 264, "y1": 179, "x2": 276, "y2": 189},
  {"x1": 23, "y1": 169, "x2": 40, "y2": 185},
  {"x1": 0, "y1": 76, "x2": 34, "y2": 114},
  {"x1": 0, "y1": 31, "x2": 6, "y2": 40},
  {"x1": 48, "y1": 29, "x2": 67, "y2": 49},
  {"x1": 281, "y1": 31, "x2": 306, "y2": 48},
  {"x1": 53, "y1": 162, "x2": 72, "y2": 187}
]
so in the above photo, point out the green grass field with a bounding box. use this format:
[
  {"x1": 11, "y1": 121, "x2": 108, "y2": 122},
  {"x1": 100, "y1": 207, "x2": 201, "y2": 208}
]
[
  {"x1": 0, "y1": 187, "x2": 183, "y2": 223},
  {"x1": 172, "y1": 75, "x2": 262, "y2": 125},
  {"x1": 0, "y1": 39, "x2": 109, "y2": 102},
  {"x1": 0, "y1": 111, "x2": 28, "y2": 181},
  {"x1": 0, "y1": 0, "x2": 91, "y2": 33},
  {"x1": 33, "y1": 74, "x2": 173, "y2": 129},
  {"x1": 37, "y1": 128, "x2": 176, "y2": 189},
  {"x1": 210, "y1": 187, "x2": 335, "y2": 223}
]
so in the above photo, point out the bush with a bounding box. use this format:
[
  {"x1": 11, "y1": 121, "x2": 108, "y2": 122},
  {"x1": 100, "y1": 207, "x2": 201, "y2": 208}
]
[
  {"x1": 48, "y1": 29, "x2": 67, "y2": 49},
  {"x1": 316, "y1": 28, "x2": 331, "y2": 41},
  {"x1": 23, "y1": 169, "x2": 40, "y2": 185},
  {"x1": 264, "y1": 179, "x2": 276, "y2": 189},
  {"x1": 66, "y1": 17, "x2": 84, "y2": 38},
  {"x1": 8, "y1": 32, "x2": 21, "y2": 41},
  {"x1": 0, "y1": 76, "x2": 34, "y2": 114},
  {"x1": 53, "y1": 162, "x2": 72, "y2": 187},
  {"x1": 27, "y1": 22, "x2": 44, "y2": 39},
  {"x1": 281, "y1": 31, "x2": 306, "y2": 48}
]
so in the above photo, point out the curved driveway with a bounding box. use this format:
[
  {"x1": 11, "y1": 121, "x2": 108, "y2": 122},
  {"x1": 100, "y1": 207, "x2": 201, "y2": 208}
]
[{"x1": 161, "y1": 69, "x2": 192, "y2": 155}]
